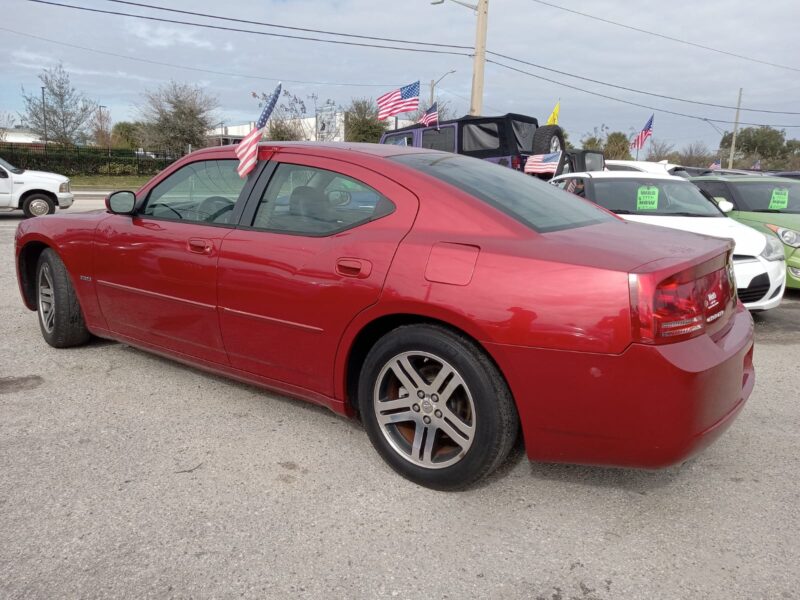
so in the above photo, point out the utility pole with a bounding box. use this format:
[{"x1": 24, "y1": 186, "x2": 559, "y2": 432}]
[
  {"x1": 470, "y1": 0, "x2": 489, "y2": 116},
  {"x1": 431, "y1": 0, "x2": 487, "y2": 116},
  {"x1": 41, "y1": 86, "x2": 47, "y2": 151},
  {"x1": 728, "y1": 88, "x2": 743, "y2": 169}
]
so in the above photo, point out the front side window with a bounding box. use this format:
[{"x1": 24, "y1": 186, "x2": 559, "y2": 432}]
[
  {"x1": 392, "y1": 153, "x2": 612, "y2": 233},
  {"x1": 0, "y1": 158, "x2": 23, "y2": 175},
  {"x1": 421, "y1": 126, "x2": 456, "y2": 152},
  {"x1": 251, "y1": 163, "x2": 395, "y2": 235},
  {"x1": 590, "y1": 178, "x2": 723, "y2": 217},
  {"x1": 142, "y1": 159, "x2": 245, "y2": 224}
]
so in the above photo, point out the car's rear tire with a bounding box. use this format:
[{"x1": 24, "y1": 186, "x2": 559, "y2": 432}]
[
  {"x1": 36, "y1": 248, "x2": 91, "y2": 348},
  {"x1": 22, "y1": 194, "x2": 56, "y2": 218},
  {"x1": 358, "y1": 324, "x2": 519, "y2": 490},
  {"x1": 532, "y1": 125, "x2": 565, "y2": 155}
]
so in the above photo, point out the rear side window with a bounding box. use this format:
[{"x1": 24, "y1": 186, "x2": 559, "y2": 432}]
[
  {"x1": 383, "y1": 132, "x2": 414, "y2": 146},
  {"x1": 421, "y1": 126, "x2": 455, "y2": 152},
  {"x1": 511, "y1": 120, "x2": 536, "y2": 153},
  {"x1": 250, "y1": 163, "x2": 394, "y2": 236},
  {"x1": 462, "y1": 122, "x2": 500, "y2": 152},
  {"x1": 392, "y1": 153, "x2": 612, "y2": 233}
]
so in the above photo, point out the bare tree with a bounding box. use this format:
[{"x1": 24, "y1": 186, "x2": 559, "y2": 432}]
[
  {"x1": 20, "y1": 63, "x2": 96, "y2": 145},
  {"x1": 0, "y1": 111, "x2": 16, "y2": 141},
  {"x1": 139, "y1": 81, "x2": 218, "y2": 154},
  {"x1": 259, "y1": 90, "x2": 313, "y2": 141},
  {"x1": 646, "y1": 139, "x2": 675, "y2": 161},
  {"x1": 407, "y1": 98, "x2": 457, "y2": 123},
  {"x1": 677, "y1": 141, "x2": 713, "y2": 167},
  {"x1": 90, "y1": 107, "x2": 112, "y2": 148}
]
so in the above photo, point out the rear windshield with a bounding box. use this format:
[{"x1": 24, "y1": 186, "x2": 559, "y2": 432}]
[
  {"x1": 591, "y1": 178, "x2": 723, "y2": 217},
  {"x1": 392, "y1": 153, "x2": 613, "y2": 233},
  {"x1": 730, "y1": 180, "x2": 800, "y2": 213}
]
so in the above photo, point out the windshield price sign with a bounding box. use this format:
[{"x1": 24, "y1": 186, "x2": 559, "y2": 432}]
[
  {"x1": 637, "y1": 186, "x2": 659, "y2": 210},
  {"x1": 769, "y1": 188, "x2": 789, "y2": 210}
]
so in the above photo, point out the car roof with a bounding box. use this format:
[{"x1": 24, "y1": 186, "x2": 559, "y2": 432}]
[
  {"x1": 555, "y1": 171, "x2": 686, "y2": 181},
  {"x1": 691, "y1": 174, "x2": 794, "y2": 183},
  {"x1": 604, "y1": 159, "x2": 680, "y2": 170},
  {"x1": 384, "y1": 112, "x2": 538, "y2": 134},
  {"x1": 189, "y1": 140, "x2": 442, "y2": 160}
]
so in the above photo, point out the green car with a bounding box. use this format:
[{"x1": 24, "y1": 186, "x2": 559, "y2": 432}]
[{"x1": 692, "y1": 176, "x2": 800, "y2": 289}]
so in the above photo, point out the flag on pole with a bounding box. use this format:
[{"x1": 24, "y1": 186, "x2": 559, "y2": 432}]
[
  {"x1": 377, "y1": 81, "x2": 420, "y2": 120},
  {"x1": 709, "y1": 158, "x2": 721, "y2": 170},
  {"x1": 524, "y1": 151, "x2": 562, "y2": 174},
  {"x1": 546, "y1": 101, "x2": 560, "y2": 126},
  {"x1": 236, "y1": 83, "x2": 282, "y2": 178},
  {"x1": 418, "y1": 102, "x2": 438, "y2": 126},
  {"x1": 630, "y1": 114, "x2": 654, "y2": 151}
]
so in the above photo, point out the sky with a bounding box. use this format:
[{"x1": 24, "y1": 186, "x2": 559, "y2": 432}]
[{"x1": 2, "y1": 0, "x2": 800, "y2": 152}]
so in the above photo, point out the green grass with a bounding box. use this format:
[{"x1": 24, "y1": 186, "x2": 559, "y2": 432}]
[{"x1": 70, "y1": 175, "x2": 151, "y2": 189}]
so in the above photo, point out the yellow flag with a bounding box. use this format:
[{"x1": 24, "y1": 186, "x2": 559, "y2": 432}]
[{"x1": 546, "y1": 101, "x2": 560, "y2": 125}]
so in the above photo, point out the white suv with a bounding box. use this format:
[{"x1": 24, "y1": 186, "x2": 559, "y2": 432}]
[
  {"x1": 0, "y1": 158, "x2": 74, "y2": 218},
  {"x1": 551, "y1": 171, "x2": 787, "y2": 311}
]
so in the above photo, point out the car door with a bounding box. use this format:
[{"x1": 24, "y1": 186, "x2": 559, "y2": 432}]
[
  {"x1": 93, "y1": 158, "x2": 250, "y2": 364},
  {"x1": 0, "y1": 166, "x2": 12, "y2": 207},
  {"x1": 216, "y1": 154, "x2": 419, "y2": 397}
]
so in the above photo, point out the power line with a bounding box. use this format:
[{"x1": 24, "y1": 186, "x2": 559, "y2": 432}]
[
  {"x1": 486, "y1": 59, "x2": 800, "y2": 128},
  {"x1": 528, "y1": 0, "x2": 800, "y2": 74},
  {"x1": 100, "y1": 0, "x2": 472, "y2": 50},
  {"x1": 24, "y1": 0, "x2": 473, "y2": 58},
  {"x1": 487, "y1": 51, "x2": 800, "y2": 115},
  {"x1": 65, "y1": 0, "x2": 800, "y2": 116},
  {"x1": 0, "y1": 26, "x2": 398, "y2": 88}
]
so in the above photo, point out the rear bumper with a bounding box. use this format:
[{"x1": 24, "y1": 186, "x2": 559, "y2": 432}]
[{"x1": 487, "y1": 303, "x2": 755, "y2": 468}]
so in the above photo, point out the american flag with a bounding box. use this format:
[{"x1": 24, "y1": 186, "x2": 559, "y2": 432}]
[
  {"x1": 236, "y1": 82, "x2": 281, "y2": 178},
  {"x1": 630, "y1": 114, "x2": 654, "y2": 151},
  {"x1": 418, "y1": 102, "x2": 438, "y2": 127},
  {"x1": 377, "y1": 81, "x2": 420, "y2": 121},
  {"x1": 709, "y1": 158, "x2": 721, "y2": 170},
  {"x1": 524, "y1": 151, "x2": 562, "y2": 174}
]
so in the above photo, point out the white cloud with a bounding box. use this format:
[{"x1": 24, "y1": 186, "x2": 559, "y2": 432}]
[{"x1": 128, "y1": 22, "x2": 214, "y2": 49}]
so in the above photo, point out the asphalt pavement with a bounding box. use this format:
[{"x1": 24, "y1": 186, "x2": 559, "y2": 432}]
[{"x1": 1, "y1": 199, "x2": 798, "y2": 599}]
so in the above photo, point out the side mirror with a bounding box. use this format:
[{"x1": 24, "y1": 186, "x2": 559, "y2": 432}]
[
  {"x1": 106, "y1": 190, "x2": 136, "y2": 214},
  {"x1": 717, "y1": 199, "x2": 734, "y2": 213}
]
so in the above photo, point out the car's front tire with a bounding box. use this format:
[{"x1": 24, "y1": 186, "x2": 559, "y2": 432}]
[
  {"x1": 22, "y1": 194, "x2": 56, "y2": 218},
  {"x1": 358, "y1": 324, "x2": 519, "y2": 490},
  {"x1": 36, "y1": 248, "x2": 91, "y2": 348}
]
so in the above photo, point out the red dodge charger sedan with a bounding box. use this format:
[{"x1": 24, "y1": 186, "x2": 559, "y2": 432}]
[{"x1": 15, "y1": 142, "x2": 754, "y2": 489}]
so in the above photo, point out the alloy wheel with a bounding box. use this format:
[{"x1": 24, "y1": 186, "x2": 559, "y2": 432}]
[
  {"x1": 373, "y1": 351, "x2": 476, "y2": 469},
  {"x1": 38, "y1": 263, "x2": 56, "y2": 333}
]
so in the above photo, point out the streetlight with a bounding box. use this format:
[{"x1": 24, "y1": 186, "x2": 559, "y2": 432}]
[
  {"x1": 431, "y1": 0, "x2": 488, "y2": 116},
  {"x1": 429, "y1": 69, "x2": 456, "y2": 106}
]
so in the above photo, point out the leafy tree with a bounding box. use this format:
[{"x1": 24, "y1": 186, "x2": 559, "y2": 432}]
[
  {"x1": 604, "y1": 131, "x2": 633, "y2": 160},
  {"x1": 580, "y1": 135, "x2": 604, "y2": 151},
  {"x1": 111, "y1": 121, "x2": 140, "y2": 149},
  {"x1": 344, "y1": 98, "x2": 387, "y2": 143},
  {"x1": 719, "y1": 126, "x2": 787, "y2": 161},
  {"x1": 139, "y1": 81, "x2": 218, "y2": 154},
  {"x1": 20, "y1": 63, "x2": 96, "y2": 145}
]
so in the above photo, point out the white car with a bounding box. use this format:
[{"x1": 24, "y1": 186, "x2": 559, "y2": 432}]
[
  {"x1": 0, "y1": 158, "x2": 73, "y2": 218},
  {"x1": 551, "y1": 171, "x2": 787, "y2": 311},
  {"x1": 605, "y1": 159, "x2": 694, "y2": 178}
]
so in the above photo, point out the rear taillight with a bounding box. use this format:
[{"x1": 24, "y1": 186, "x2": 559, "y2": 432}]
[
  {"x1": 629, "y1": 255, "x2": 735, "y2": 344},
  {"x1": 511, "y1": 155, "x2": 522, "y2": 170}
]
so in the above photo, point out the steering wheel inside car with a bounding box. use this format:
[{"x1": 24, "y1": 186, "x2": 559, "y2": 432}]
[{"x1": 196, "y1": 196, "x2": 235, "y2": 223}]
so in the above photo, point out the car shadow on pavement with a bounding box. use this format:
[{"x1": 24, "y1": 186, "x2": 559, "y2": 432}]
[{"x1": 523, "y1": 460, "x2": 687, "y2": 493}]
